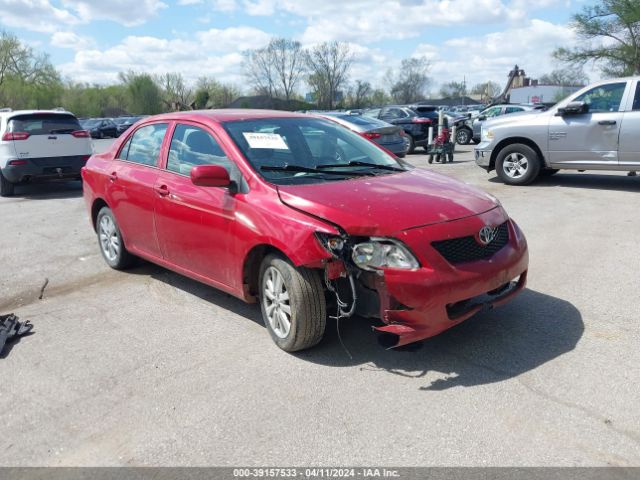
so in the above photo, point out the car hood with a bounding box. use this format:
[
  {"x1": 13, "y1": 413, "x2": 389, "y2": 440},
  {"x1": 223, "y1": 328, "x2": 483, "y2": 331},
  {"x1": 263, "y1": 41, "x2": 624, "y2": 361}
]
[
  {"x1": 276, "y1": 168, "x2": 500, "y2": 236},
  {"x1": 484, "y1": 110, "x2": 545, "y2": 128}
]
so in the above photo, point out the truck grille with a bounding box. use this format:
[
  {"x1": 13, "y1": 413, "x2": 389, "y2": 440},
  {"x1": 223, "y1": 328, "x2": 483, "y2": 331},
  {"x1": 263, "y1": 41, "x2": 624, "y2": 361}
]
[{"x1": 431, "y1": 222, "x2": 509, "y2": 264}]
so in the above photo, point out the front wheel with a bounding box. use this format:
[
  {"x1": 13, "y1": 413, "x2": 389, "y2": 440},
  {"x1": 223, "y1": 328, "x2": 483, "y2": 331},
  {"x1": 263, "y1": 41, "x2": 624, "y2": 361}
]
[
  {"x1": 96, "y1": 207, "x2": 135, "y2": 269},
  {"x1": 259, "y1": 254, "x2": 326, "y2": 352},
  {"x1": 406, "y1": 135, "x2": 416, "y2": 154},
  {"x1": 495, "y1": 144, "x2": 541, "y2": 185}
]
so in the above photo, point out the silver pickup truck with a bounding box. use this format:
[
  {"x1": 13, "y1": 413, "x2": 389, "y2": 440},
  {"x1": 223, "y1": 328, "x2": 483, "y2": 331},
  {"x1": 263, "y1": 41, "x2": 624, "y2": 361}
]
[{"x1": 475, "y1": 76, "x2": 640, "y2": 185}]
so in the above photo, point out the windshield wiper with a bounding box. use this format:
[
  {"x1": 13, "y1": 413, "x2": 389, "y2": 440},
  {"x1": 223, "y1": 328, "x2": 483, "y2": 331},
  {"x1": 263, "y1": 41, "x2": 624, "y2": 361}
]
[
  {"x1": 261, "y1": 165, "x2": 373, "y2": 176},
  {"x1": 316, "y1": 160, "x2": 405, "y2": 172}
]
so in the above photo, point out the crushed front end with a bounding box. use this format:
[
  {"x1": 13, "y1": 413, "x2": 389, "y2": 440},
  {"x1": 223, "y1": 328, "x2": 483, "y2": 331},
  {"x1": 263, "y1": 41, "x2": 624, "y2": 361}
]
[{"x1": 318, "y1": 206, "x2": 529, "y2": 348}]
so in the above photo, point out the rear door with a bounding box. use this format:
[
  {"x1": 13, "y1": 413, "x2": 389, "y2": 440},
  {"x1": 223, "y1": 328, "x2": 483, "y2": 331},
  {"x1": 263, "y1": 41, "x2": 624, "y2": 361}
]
[
  {"x1": 7, "y1": 113, "x2": 90, "y2": 159},
  {"x1": 109, "y1": 122, "x2": 169, "y2": 259},
  {"x1": 154, "y1": 122, "x2": 240, "y2": 289},
  {"x1": 547, "y1": 81, "x2": 628, "y2": 167},
  {"x1": 618, "y1": 79, "x2": 640, "y2": 168}
]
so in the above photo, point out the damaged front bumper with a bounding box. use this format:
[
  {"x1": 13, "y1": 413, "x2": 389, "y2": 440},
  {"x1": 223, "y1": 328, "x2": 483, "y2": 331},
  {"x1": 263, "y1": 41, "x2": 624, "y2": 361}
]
[{"x1": 361, "y1": 214, "x2": 528, "y2": 348}]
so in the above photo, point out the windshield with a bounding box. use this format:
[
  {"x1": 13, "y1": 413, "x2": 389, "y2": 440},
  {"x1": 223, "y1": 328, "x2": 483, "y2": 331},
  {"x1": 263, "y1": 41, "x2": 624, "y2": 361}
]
[
  {"x1": 82, "y1": 119, "x2": 101, "y2": 127},
  {"x1": 223, "y1": 117, "x2": 407, "y2": 185},
  {"x1": 9, "y1": 113, "x2": 81, "y2": 135}
]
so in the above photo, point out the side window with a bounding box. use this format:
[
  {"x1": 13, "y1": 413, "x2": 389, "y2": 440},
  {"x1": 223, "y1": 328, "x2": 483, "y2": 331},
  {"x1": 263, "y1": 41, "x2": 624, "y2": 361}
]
[
  {"x1": 381, "y1": 108, "x2": 404, "y2": 120},
  {"x1": 167, "y1": 124, "x2": 237, "y2": 177},
  {"x1": 484, "y1": 107, "x2": 502, "y2": 118},
  {"x1": 122, "y1": 123, "x2": 168, "y2": 167},
  {"x1": 632, "y1": 82, "x2": 640, "y2": 110},
  {"x1": 505, "y1": 107, "x2": 524, "y2": 114},
  {"x1": 574, "y1": 82, "x2": 626, "y2": 113}
]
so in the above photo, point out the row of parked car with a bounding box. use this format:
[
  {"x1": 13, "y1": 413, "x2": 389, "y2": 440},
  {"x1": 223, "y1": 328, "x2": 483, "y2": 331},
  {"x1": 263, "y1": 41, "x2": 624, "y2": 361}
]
[{"x1": 79, "y1": 116, "x2": 146, "y2": 139}]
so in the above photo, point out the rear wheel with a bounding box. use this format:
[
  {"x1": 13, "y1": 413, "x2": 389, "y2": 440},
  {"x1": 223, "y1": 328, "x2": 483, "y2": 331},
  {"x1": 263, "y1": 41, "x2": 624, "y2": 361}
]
[
  {"x1": 0, "y1": 171, "x2": 15, "y2": 197},
  {"x1": 406, "y1": 135, "x2": 415, "y2": 154},
  {"x1": 259, "y1": 254, "x2": 326, "y2": 352},
  {"x1": 496, "y1": 144, "x2": 541, "y2": 185},
  {"x1": 455, "y1": 128, "x2": 472, "y2": 145},
  {"x1": 96, "y1": 207, "x2": 135, "y2": 270}
]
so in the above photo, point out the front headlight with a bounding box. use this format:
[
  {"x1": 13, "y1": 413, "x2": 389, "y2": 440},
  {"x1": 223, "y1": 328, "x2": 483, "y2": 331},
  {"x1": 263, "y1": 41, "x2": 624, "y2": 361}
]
[
  {"x1": 482, "y1": 128, "x2": 494, "y2": 141},
  {"x1": 352, "y1": 238, "x2": 419, "y2": 271}
]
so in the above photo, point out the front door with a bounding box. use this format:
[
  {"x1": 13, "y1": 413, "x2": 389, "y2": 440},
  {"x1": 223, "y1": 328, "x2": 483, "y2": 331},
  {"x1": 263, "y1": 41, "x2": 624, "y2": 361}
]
[
  {"x1": 618, "y1": 79, "x2": 640, "y2": 168},
  {"x1": 154, "y1": 123, "x2": 240, "y2": 290},
  {"x1": 547, "y1": 81, "x2": 627, "y2": 168}
]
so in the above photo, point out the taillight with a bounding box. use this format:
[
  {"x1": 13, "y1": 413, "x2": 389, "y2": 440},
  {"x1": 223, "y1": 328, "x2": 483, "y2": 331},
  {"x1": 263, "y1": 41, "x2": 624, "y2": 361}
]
[
  {"x1": 412, "y1": 117, "x2": 432, "y2": 124},
  {"x1": 71, "y1": 130, "x2": 90, "y2": 138},
  {"x1": 7, "y1": 159, "x2": 28, "y2": 166},
  {"x1": 2, "y1": 132, "x2": 30, "y2": 141},
  {"x1": 363, "y1": 132, "x2": 381, "y2": 140}
]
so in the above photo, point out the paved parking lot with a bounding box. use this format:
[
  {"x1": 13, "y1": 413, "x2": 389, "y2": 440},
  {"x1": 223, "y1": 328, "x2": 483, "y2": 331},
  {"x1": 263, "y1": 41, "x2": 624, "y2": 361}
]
[{"x1": 1, "y1": 138, "x2": 639, "y2": 466}]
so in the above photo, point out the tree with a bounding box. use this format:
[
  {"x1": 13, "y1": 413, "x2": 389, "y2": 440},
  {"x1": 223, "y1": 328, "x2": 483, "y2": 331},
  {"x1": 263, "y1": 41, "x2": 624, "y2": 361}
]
[
  {"x1": 244, "y1": 37, "x2": 305, "y2": 100},
  {"x1": 471, "y1": 81, "x2": 501, "y2": 103},
  {"x1": 119, "y1": 71, "x2": 164, "y2": 115},
  {"x1": 388, "y1": 57, "x2": 431, "y2": 104},
  {"x1": 370, "y1": 88, "x2": 391, "y2": 106},
  {"x1": 304, "y1": 41, "x2": 353, "y2": 109},
  {"x1": 554, "y1": 0, "x2": 640, "y2": 76},
  {"x1": 539, "y1": 66, "x2": 588, "y2": 86},
  {"x1": 352, "y1": 80, "x2": 372, "y2": 108},
  {"x1": 158, "y1": 72, "x2": 192, "y2": 110},
  {"x1": 439, "y1": 81, "x2": 467, "y2": 99},
  {"x1": 195, "y1": 77, "x2": 241, "y2": 108}
]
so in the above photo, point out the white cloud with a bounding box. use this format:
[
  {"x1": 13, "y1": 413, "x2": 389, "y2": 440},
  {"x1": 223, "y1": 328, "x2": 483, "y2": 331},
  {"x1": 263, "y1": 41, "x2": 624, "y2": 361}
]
[
  {"x1": 51, "y1": 31, "x2": 95, "y2": 50},
  {"x1": 62, "y1": 0, "x2": 168, "y2": 26},
  {"x1": 0, "y1": 0, "x2": 80, "y2": 33},
  {"x1": 58, "y1": 27, "x2": 272, "y2": 85}
]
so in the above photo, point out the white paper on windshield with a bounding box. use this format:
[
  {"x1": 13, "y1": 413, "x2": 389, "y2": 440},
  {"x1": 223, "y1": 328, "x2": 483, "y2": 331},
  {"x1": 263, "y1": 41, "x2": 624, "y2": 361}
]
[{"x1": 243, "y1": 132, "x2": 289, "y2": 150}]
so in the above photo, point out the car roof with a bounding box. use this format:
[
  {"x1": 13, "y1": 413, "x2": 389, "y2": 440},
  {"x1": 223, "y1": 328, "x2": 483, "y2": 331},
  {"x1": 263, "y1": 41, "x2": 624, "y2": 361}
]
[
  {"x1": 0, "y1": 109, "x2": 75, "y2": 119},
  {"x1": 143, "y1": 109, "x2": 309, "y2": 124}
]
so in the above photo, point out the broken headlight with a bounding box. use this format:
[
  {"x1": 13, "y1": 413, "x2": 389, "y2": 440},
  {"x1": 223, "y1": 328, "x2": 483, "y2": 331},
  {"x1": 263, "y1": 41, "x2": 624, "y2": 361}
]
[{"x1": 352, "y1": 238, "x2": 419, "y2": 271}]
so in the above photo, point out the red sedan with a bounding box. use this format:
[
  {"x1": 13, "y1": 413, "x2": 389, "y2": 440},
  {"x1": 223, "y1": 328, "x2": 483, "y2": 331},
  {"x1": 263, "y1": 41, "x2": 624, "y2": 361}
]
[{"x1": 82, "y1": 110, "x2": 528, "y2": 352}]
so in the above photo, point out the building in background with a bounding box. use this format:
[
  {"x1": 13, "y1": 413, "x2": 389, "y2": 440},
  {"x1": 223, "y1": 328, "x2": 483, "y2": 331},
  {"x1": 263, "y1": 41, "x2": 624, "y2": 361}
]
[{"x1": 509, "y1": 83, "x2": 583, "y2": 105}]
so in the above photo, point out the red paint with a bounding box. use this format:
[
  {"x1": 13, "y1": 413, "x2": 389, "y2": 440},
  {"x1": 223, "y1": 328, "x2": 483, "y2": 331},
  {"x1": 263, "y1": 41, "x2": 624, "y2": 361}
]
[{"x1": 83, "y1": 110, "x2": 529, "y2": 348}]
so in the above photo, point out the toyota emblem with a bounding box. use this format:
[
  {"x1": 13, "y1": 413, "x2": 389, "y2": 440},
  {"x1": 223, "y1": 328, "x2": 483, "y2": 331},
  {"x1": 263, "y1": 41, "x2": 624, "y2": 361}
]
[{"x1": 478, "y1": 225, "x2": 498, "y2": 245}]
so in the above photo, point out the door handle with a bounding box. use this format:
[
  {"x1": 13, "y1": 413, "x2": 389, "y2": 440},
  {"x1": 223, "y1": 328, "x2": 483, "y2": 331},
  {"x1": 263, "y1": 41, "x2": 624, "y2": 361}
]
[
  {"x1": 155, "y1": 184, "x2": 170, "y2": 197},
  {"x1": 108, "y1": 172, "x2": 117, "y2": 182},
  {"x1": 598, "y1": 120, "x2": 617, "y2": 126}
]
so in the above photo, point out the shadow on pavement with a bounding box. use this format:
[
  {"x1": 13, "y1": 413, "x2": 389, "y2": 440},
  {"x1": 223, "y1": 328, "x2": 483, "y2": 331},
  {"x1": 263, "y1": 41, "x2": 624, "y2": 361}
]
[
  {"x1": 7, "y1": 180, "x2": 83, "y2": 200},
  {"x1": 297, "y1": 289, "x2": 583, "y2": 390},
  {"x1": 129, "y1": 262, "x2": 584, "y2": 391},
  {"x1": 489, "y1": 172, "x2": 640, "y2": 193}
]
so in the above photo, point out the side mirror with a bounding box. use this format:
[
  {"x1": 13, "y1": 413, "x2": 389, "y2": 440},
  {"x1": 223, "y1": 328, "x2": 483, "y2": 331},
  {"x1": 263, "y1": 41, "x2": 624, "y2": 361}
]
[
  {"x1": 557, "y1": 101, "x2": 588, "y2": 116},
  {"x1": 477, "y1": 115, "x2": 487, "y2": 121},
  {"x1": 190, "y1": 165, "x2": 231, "y2": 188}
]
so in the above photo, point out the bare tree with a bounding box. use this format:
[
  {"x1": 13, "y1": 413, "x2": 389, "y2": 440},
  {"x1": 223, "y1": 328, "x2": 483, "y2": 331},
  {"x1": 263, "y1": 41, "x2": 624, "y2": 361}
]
[
  {"x1": 304, "y1": 41, "x2": 353, "y2": 109},
  {"x1": 270, "y1": 38, "x2": 304, "y2": 101},
  {"x1": 352, "y1": 80, "x2": 373, "y2": 108},
  {"x1": 0, "y1": 31, "x2": 58, "y2": 87},
  {"x1": 158, "y1": 72, "x2": 192, "y2": 110},
  {"x1": 388, "y1": 57, "x2": 431, "y2": 104}
]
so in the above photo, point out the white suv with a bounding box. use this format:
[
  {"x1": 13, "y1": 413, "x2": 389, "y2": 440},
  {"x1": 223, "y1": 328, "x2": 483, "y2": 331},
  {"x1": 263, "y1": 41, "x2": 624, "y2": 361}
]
[{"x1": 0, "y1": 109, "x2": 93, "y2": 196}]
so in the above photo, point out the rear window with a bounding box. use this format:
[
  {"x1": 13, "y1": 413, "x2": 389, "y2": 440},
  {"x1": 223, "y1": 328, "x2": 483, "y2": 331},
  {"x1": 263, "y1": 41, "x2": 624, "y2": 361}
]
[
  {"x1": 331, "y1": 114, "x2": 390, "y2": 128},
  {"x1": 8, "y1": 114, "x2": 81, "y2": 135}
]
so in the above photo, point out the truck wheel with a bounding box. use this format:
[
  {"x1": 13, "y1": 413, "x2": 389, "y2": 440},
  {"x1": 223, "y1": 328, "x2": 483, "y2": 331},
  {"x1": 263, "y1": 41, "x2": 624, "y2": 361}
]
[
  {"x1": 96, "y1": 207, "x2": 135, "y2": 269},
  {"x1": 0, "y1": 170, "x2": 15, "y2": 197},
  {"x1": 259, "y1": 254, "x2": 326, "y2": 352},
  {"x1": 456, "y1": 128, "x2": 472, "y2": 145},
  {"x1": 496, "y1": 144, "x2": 541, "y2": 185}
]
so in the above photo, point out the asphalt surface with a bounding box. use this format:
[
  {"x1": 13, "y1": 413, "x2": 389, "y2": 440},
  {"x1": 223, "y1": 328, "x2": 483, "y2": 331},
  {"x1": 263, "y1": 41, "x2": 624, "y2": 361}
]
[{"x1": 1, "y1": 138, "x2": 639, "y2": 466}]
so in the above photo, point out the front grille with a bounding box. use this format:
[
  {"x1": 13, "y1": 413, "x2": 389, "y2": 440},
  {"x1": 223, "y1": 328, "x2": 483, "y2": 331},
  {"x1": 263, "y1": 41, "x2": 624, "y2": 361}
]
[{"x1": 432, "y1": 221, "x2": 509, "y2": 264}]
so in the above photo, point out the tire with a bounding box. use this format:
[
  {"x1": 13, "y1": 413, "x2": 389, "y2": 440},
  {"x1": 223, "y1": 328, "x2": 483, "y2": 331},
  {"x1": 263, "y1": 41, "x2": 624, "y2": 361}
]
[
  {"x1": 259, "y1": 254, "x2": 326, "y2": 352},
  {"x1": 448, "y1": 152, "x2": 454, "y2": 163},
  {"x1": 495, "y1": 144, "x2": 541, "y2": 186},
  {"x1": 0, "y1": 170, "x2": 15, "y2": 197},
  {"x1": 406, "y1": 135, "x2": 416, "y2": 154},
  {"x1": 96, "y1": 207, "x2": 135, "y2": 270},
  {"x1": 539, "y1": 168, "x2": 559, "y2": 177},
  {"x1": 455, "y1": 128, "x2": 472, "y2": 145},
  {"x1": 99, "y1": 131, "x2": 104, "y2": 139}
]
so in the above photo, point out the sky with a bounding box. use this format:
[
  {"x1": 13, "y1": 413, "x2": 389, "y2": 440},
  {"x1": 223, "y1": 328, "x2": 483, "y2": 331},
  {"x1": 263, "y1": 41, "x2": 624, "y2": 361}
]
[{"x1": 0, "y1": 0, "x2": 599, "y2": 95}]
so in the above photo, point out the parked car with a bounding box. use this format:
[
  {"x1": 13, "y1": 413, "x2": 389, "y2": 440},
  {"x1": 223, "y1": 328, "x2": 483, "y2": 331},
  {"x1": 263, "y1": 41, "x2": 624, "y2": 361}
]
[
  {"x1": 83, "y1": 110, "x2": 529, "y2": 352},
  {"x1": 475, "y1": 76, "x2": 640, "y2": 185},
  {"x1": 469, "y1": 104, "x2": 539, "y2": 143},
  {"x1": 363, "y1": 106, "x2": 432, "y2": 153},
  {"x1": 113, "y1": 116, "x2": 142, "y2": 136},
  {"x1": 315, "y1": 112, "x2": 408, "y2": 157},
  {"x1": 81, "y1": 118, "x2": 118, "y2": 139},
  {"x1": 0, "y1": 109, "x2": 92, "y2": 196}
]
